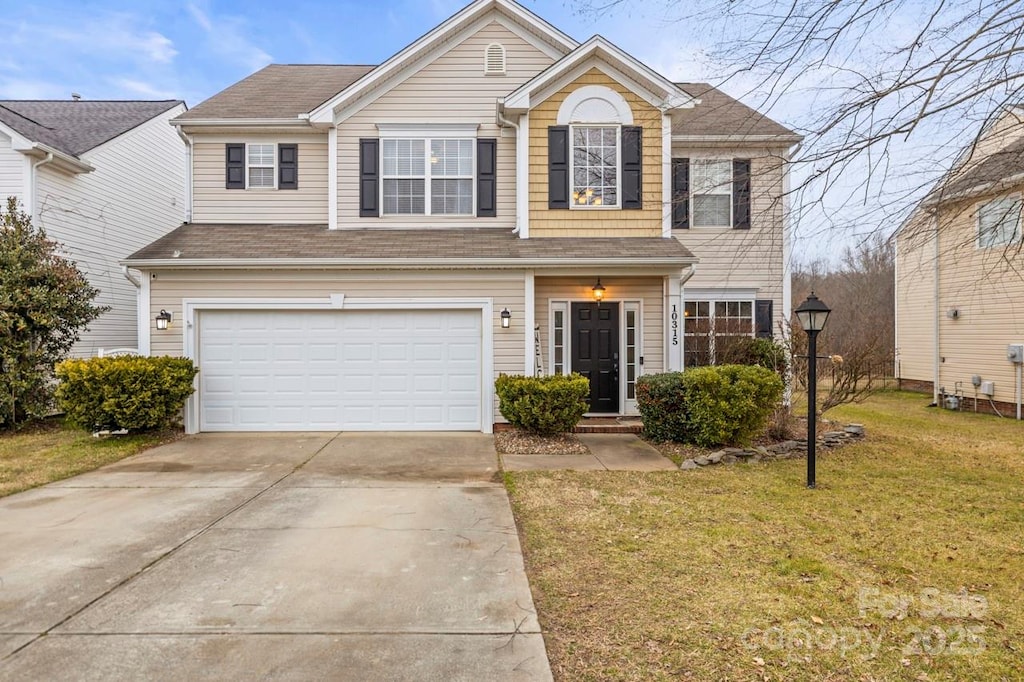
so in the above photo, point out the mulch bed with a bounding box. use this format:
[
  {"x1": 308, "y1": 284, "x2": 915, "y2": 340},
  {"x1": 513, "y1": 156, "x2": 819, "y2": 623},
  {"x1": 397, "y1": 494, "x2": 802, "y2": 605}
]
[{"x1": 494, "y1": 430, "x2": 591, "y2": 455}]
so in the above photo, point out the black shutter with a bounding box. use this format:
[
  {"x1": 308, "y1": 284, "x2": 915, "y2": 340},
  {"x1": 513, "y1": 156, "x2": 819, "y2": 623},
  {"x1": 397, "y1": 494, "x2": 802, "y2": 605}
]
[
  {"x1": 359, "y1": 138, "x2": 379, "y2": 217},
  {"x1": 548, "y1": 126, "x2": 569, "y2": 209},
  {"x1": 477, "y1": 138, "x2": 497, "y2": 217},
  {"x1": 225, "y1": 143, "x2": 245, "y2": 189},
  {"x1": 621, "y1": 126, "x2": 642, "y2": 210},
  {"x1": 755, "y1": 299, "x2": 773, "y2": 338},
  {"x1": 672, "y1": 158, "x2": 689, "y2": 229},
  {"x1": 733, "y1": 158, "x2": 751, "y2": 230},
  {"x1": 278, "y1": 143, "x2": 298, "y2": 190}
]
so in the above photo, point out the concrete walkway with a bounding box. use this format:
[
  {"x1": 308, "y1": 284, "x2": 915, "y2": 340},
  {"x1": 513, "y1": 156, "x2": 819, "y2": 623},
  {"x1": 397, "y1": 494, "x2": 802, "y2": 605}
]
[
  {"x1": 0, "y1": 433, "x2": 551, "y2": 681},
  {"x1": 501, "y1": 433, "x2": 676, "y2": 472}
]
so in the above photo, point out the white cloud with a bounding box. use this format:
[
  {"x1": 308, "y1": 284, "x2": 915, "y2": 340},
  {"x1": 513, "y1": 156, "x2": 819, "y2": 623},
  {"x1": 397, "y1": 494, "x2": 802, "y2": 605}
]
[
  {"x1": 185, "y1": 3, "x2": 273, "y2": 72},
  {"x1": 108, "y1": 77, "x2": 179, "y2": 100}
]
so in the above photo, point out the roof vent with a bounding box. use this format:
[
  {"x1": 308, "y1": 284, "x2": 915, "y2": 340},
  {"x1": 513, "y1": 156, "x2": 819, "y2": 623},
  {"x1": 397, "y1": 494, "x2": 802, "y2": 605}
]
[
  {"x1": 484, "y1": 43, "x2": 506, "y2": 75},
  {"x1": 71, "y1": 93, "x2": 81, "y2": 101}
]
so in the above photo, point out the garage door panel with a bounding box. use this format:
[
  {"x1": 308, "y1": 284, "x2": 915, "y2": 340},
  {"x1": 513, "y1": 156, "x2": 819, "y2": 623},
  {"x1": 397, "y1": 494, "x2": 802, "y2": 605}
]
[{"x1": 198, "y1": 309, "x2": 482, "y2": 431}]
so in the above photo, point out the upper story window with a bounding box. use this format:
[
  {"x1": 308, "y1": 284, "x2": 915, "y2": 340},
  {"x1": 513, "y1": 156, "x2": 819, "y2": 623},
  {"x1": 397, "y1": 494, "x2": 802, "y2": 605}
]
[
  {"x1": 977, "y1": 195, "x2": 1021, "y2": 248},
  {"x1": 572, "y1": 126, "x2": 618, "y2": 207},
  {"x1": 381, "y1": 137, "x2": 474, "y2": 216},
  {"x1": 225, "y1": 143, "x2": 297, "y2": 191},
  {"x1": 671, "y1": 158, "x2": 750, "y2": 230},
  {"x1": 484, "y1": 43, "x2": 506, "y2": 75},
  {"x1": 691, "y1": 159, "x2": 732, "y2": 227},
  {"x1": 247, "y1": 144, "x2": 275, "y2": 189}
]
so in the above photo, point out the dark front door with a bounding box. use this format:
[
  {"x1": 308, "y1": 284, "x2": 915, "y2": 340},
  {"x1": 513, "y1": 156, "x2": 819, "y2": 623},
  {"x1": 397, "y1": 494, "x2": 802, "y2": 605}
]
[{"x1": 571, "y1": 302, "x2": 619, "y2": 413}]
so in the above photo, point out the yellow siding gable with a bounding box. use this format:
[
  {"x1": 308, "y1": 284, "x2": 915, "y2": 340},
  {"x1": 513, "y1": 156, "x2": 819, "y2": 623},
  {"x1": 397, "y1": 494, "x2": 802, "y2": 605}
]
[{"x1": 528, "y1": 68, "x2": 663, "y2": 237}]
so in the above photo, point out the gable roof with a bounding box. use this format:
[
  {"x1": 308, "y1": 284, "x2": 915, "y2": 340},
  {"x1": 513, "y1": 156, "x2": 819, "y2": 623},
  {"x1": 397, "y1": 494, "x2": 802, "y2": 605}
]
[
  {"x1": 925, "y1": 137, "x2": 1024, "y2": 204},
  {"x1": 177, "y1": 65, "x2": 375, "y2": 121},
  {"x1": 0, "y1": 100, "x2": 183, "y2": 157},
  {"x1": 673, "y1": 84, "x2": 799, "y2": 139},
  {"x1": 501, "y1": 35, "x2": 693, "y2": 114}
]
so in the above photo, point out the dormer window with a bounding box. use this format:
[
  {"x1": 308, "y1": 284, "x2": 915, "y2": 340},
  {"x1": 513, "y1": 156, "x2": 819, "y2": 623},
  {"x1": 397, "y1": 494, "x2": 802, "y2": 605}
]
[{"x1": 484, "y1": 43, "x2": 506, "y2": 75}]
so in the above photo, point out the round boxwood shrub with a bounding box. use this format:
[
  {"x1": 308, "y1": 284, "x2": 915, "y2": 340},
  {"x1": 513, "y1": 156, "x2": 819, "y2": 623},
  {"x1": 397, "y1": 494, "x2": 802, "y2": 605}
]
[
  {"x1": 495, "y1": 373, "x2": 589, "y2": 435},
  {"x1": 636, "y1": 365, "x2": 784, "y2": 447},
  {"x1": 55, "y1": 356, "x2": 198, "y2": 431}
]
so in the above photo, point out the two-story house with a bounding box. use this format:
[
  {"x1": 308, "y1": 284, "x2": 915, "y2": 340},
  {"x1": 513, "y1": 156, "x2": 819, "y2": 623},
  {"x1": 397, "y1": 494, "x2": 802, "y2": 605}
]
[
  {"x1": 896, "y1": 105, "x2": 1024, "y2": 418},
  {"x1": 0, "y1": 98, "x2": 186, "y2": 356},
  {"x1": 124, "y1": 0, "x2": 800, "y2": 434}
]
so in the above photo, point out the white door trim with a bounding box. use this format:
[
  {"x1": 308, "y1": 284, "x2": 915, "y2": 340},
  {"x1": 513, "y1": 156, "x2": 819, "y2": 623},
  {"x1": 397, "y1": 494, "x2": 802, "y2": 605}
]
[{"x1": 181, "y1": 296, "x2": 494, "y2": 434}]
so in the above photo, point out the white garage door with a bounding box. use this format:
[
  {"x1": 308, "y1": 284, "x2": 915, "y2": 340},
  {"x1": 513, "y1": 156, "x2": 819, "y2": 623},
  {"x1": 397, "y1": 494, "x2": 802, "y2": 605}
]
[{"x1": 198, "y1": 309, "x2": 482, "y2": 431}]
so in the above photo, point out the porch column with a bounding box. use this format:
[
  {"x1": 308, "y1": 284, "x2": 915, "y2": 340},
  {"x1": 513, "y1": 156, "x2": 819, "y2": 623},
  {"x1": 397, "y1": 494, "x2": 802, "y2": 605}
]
[
  {"x1": 524, "y1": 270, "x2": 536, "y2": 375},
  {"x1": 665, "y1": 274, "x2": 683, "y2": 371}
]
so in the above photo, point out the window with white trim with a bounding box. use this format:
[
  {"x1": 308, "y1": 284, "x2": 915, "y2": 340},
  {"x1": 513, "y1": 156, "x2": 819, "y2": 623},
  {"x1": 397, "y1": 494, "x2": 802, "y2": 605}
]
[
  {"x1": 382, "y1": 138, "x2": 473, "y2": 215},
  {"x1": 684, "y1": 299, "x2": 753, "y2": 366},
  {"x1": 571, "y1": 125, "x2": 619, "y2": 207},
  {"x1": 247, "y1": 143, "x2": 275, "y2": 189},
  {"x1": 691, "y1": 159, "x2": 732, "y2": 227},
  {"x1": 977, "y1": 196, "x2": 1021, "y2": 248}
]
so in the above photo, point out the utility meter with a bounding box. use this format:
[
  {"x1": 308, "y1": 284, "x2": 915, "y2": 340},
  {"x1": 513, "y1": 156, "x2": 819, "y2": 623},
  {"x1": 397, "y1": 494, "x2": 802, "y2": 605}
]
[{"x1": 1008, "y1": 344, "x2": 1024, "y2": 364}]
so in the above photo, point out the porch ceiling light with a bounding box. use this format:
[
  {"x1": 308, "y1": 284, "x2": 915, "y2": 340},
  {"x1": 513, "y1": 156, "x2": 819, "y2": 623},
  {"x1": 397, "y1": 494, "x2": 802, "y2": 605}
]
[
  {"x1": 155, "y1": 309, "x2": 173, "y2": 331},
  {"x1": 592, "y1": 278, "x2": 606, "y2": 302},
  {"x1": 500, "y1": 308, "x2": 512, "y2": 329}
]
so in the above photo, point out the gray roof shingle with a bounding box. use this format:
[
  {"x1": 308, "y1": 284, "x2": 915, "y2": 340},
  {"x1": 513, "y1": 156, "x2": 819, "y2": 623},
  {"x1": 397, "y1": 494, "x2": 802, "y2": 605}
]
[
  {"x1": 675, "y1": 83, "x2": 798, "y2": 139},
  {"x1": 125, "y1": 224, "x2": 696, "y2": 265},
  {"x1": 177, "y1": 65, "x2": 375, "y2": 121},
  {"x1": 0, "y1": 100, "x2": 183, "y2": 157},
  {"x1": 934, "y1": 137, "x2": 1024, "y2": 200}
]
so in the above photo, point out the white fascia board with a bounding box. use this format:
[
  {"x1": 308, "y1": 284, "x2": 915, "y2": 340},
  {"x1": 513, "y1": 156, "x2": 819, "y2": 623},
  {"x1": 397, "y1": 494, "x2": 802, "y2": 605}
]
[
  {"x1": 26, "y1": 144, "x2": 94, "y2": 173},
  {"x1": 122, "y1": 256, "x2": 698, "y2": 269},
  {"x1": 0, "y1": 121, "x2": 34, "y2": 150},
  {"x1": 503, "y1": 36, "x2": 695, "y2": 113},
  {"x1": 309, "y1": 0, "x2": 577, "y2": 125},
  {"x1": 672, "y1": 134, "x2": 803, "y2": 146},
  {"x1": 170, "y1": 118, "x2": 311, "y2": 128},
  {"x1": 921, "y1": 173, "x2": 1024, "y2": 208}
]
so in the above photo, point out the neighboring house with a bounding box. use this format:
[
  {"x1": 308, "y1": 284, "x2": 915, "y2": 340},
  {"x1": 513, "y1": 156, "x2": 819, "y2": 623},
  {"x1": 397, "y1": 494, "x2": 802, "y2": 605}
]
[
  {"x1": 0, "y1": 98, "x2": 187, "y2": 357},
  {"x1": 124, "y1": 0, "x2": 800, "y2": 434},
  {"x1": 896, "y1": 105, "x2": 1024, "y2": 418}
]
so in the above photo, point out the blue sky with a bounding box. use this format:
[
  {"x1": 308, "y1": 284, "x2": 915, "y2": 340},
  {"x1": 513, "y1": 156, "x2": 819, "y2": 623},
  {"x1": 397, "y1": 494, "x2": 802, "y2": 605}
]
[{"x1": 0, "y1": 0, "x2": 707, "y2": 107}]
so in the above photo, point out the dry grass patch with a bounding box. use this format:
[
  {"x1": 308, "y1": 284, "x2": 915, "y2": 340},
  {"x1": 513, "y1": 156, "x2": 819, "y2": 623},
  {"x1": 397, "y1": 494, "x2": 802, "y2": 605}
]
[
  {"x1": 495, "y1": 430, "x2": 590, "y2": 455},
  {"x1": 506, "y1": 392, "x2": 1024, "y2": 681},
  {"x1": 0, "y1": 420, "x2": 180, "y2": 497}
]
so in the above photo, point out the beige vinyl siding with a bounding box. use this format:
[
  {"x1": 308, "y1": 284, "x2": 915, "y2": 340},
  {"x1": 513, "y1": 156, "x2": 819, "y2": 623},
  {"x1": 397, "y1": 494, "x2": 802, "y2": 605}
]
[
  {"x1": 337, "y1": 21, "x2": 554, "y2": 229},
  {"x1": 192, "y1": 135, "x2": 329, "y2": 223},
  {"x1": 34, "y1": 105, "x2": 186, "y2": 357},
  {"x1": 895, "y1": 211, "x2": 937, "y2": 384},
  {"x1": 931, "y1": 190, "x2": 1024, "y2": 406},
  {"x1": 534, "y1": 276, "x2": 665, "y2": 379},
  {"x1": 0, "y1": 131, "x2": 25, "y2": 206},
  {"x1": 528, "y1": 68, "x2": 663, "y2": 237},
  {"x1": 146, "y1": 269, "x2": 526, "y2": 423},
  {"x1": 672, "y1": 146, "x2": 786, "y2": 337}
]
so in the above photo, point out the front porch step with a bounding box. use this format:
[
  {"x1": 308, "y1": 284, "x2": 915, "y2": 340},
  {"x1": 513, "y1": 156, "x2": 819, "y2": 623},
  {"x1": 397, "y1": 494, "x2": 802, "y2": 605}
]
[{"x1": 573, "y1": 418, "x2": 643, "y2": 434}]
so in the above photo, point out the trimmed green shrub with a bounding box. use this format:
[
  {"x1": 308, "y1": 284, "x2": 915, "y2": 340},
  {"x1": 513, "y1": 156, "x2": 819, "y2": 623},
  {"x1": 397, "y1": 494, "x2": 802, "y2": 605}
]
[
  {"x1": 55, "y1": 356, "x2": 198, "y2": 431},
  {"x1": 718, "y1": 336, "x2": 789, "y2": 374},
  {"x1": 495, "y1": 373, "x2": 589, "y2": 435},
  {"x1": 636, "y1": 365, "x2": 784, "y2": 447}
]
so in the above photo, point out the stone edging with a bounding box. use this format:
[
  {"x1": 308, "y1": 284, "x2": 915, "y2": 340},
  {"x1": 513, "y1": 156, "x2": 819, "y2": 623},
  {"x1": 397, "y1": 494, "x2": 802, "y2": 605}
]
[{"x1": 679, "y1": 424, "x2": 866, "y2": 470}]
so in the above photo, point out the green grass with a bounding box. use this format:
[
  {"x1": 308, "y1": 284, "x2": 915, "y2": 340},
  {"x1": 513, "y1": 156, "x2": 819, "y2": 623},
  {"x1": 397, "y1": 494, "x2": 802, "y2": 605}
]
[
  {"x1": 0, "y1": 420, "x2": 179, "y2": 497},
  {"x1": 506, "y1": 391, "x2": 1024, "y2": 681}
]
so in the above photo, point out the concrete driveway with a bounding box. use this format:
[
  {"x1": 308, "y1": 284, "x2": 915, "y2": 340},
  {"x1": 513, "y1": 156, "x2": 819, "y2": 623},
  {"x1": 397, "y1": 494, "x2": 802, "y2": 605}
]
[{"x1": 0, "y1": 433, "x2": 551, "y2": 681}]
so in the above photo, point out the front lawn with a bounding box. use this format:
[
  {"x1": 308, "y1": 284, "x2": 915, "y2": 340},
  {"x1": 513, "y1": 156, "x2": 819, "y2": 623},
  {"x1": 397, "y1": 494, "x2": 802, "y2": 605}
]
[
  {"x1": 0, "y1": 421, "x2": 179, "y2": 497},
  {"x1": 506, "y1": 391, "x2": 1024, "y2": 680}
]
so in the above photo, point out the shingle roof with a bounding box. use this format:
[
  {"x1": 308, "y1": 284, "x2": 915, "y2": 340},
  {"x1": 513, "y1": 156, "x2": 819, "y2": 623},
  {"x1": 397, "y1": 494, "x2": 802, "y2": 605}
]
[
  {"x1": 177, "y1": 65, "x2": 376, "y2": 120},
  {"x1": 125, "y1": 224, "x2": 696, "y2": 265},
  {"x1": 934, "y1": 137, "x2": 1024, "y2": 200},
  {"x1": 674, "y1": 83, "x2": 798, "y2": 139},
  {"x1": 0, "y1": 100, "x2": 183, "y2": 157}
]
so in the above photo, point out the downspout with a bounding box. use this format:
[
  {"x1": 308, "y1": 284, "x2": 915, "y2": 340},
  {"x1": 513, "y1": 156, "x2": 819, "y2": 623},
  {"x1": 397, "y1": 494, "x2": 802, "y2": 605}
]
[
  {"x1": 932, "y1": 208, "x2": 941, "y2": 405},
  {"x1": 175, "y1": 126, "x2": 193, "y2": 222},
  {"x1": 28, "y1": 152, "x2": 54, "y2": 222},
  {"x1": 495, "y1": 104, "x2": 521, "y2": 234}
]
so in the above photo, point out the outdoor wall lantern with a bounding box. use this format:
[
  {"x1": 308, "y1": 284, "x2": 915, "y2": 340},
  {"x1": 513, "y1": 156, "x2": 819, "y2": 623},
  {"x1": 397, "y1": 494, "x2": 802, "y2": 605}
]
[
  {"x1": 155, "y1": 309, "x2": 173, "y2": 331},
  {"x1": 591, "y1": 278, "x2": 606, "y2": 302},
  {"x1": 500, "y1": 308, "x2": 512, "y2": 329},
  {"x1": 794, "y1": 291, "x2": 831, "y2": 489}
]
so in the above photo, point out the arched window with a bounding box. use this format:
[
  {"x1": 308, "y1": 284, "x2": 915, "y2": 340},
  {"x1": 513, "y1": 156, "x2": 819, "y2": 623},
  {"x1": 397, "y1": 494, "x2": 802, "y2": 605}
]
[{"x1": 556, "y1": 85, "x2": 634, "y2": 207}]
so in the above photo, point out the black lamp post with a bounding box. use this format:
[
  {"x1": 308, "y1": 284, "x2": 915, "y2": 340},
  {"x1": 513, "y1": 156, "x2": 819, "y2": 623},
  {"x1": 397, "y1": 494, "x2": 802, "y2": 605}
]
[{"x1": 795, "y1": 291, "x2": 831, "y2": 488}]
